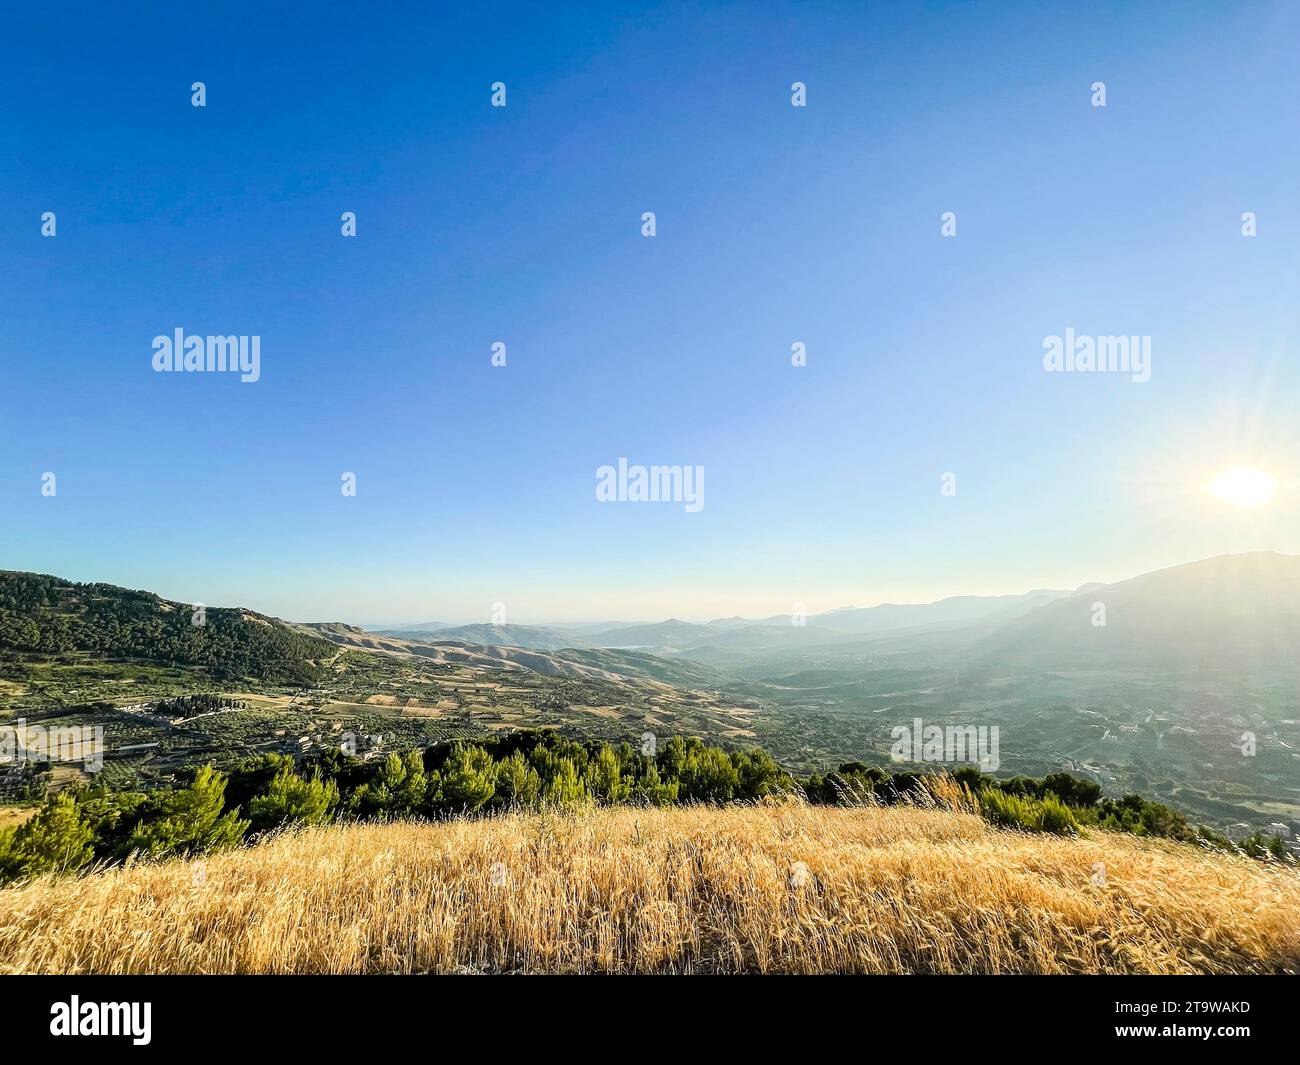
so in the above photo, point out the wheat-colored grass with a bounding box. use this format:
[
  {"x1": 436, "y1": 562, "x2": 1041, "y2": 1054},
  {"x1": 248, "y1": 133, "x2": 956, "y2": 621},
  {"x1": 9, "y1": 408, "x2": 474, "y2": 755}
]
[{"x1": 1, "y1": 800, "x2": 1297, "y2": 974}]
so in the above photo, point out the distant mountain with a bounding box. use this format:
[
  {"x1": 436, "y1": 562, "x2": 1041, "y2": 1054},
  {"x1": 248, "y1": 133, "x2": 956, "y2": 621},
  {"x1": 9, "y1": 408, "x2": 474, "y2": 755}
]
[
  {"x1": 375, "y1": 621, "x2": 451, "y2": 636},
  {"x1": 0, "y1": 571, "x2": 338, "y2": 685},
  {"x1": 975, "y1": 552, "x2": 1300, "y2": 674},
  {"x1": 378, "y1": 623, "x2": 588, "y2": 651},
  {"x1": 755, "y1": 590, "x2": 1072, "y2": 635},
  {"x1": 587, "y1": 619, "x2": 718, "y2": 649},
  {"x1": 385, "y1": 591, "x2": 1078, "y2": 660},
  {"x1": 538, "y1": 647, "x2": 722, "y2": 687},
  {"x1": 605, "y1": 557, "x2": 1300, "y2": 681},
  {"x1": 573, "y1": 591, "x2": 1075, "y2": 665},
  {"x1": 16, "y1": 552, "x2": 1292, "y2": 700},
  {"x1": 306, "y1": 622, "x2": 372, "y2": 638}
]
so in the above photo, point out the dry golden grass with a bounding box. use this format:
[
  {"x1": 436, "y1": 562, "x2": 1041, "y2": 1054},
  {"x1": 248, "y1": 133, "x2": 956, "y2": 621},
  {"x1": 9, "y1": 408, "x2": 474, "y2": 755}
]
[
  {"x1": 1, "y1": 801, "x2": 1297, "y2": 974},
  {"x1": 0, "y1": 807, "x2": 38, "y2": 831}
]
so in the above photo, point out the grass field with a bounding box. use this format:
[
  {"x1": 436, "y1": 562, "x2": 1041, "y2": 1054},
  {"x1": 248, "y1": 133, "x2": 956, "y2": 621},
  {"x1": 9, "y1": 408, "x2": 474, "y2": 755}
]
[{"x1": 2, "y1": 799, "x2": 1297, "y2": 975}]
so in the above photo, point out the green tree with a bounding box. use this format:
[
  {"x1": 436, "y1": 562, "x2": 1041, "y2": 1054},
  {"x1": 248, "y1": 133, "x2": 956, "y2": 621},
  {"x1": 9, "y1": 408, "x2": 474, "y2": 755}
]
[
  {"x1": 247, "y1": 767, "x2": 340, "y2": 832},
  {"x1": 680, "y1": 746, "x2": 740, "y2": 803},
  {"x1": 127, "y1": 765, "x2": 248, "y2": 859},
  {"x1": 225, "y1": 752, "x2": 296, "y2": 813},
  {"x1": 659, "y1": 735, "x2": 689, "y2": 779},
  {"x1": 1042, "y1": 772, "x2": 1102, "y2": 808},
  {"x1": 541, "y1": 757, "x2": 588, "y2": 808},
  {"x1": 351, "y1": 752, "x2": 410, "y2": 818},
  {"x1": 733, "y1": 748, "x2": 782, "y2": 799},
  {"x1": 0, "y1": 792, "x2": 95, "y2": 882},
  {"x1": 630, "y1": 761, "x2": 679, "y2": 806},
  {"x1": 584, "y1": 744, "x2": 629, "y2": 803},
  {"x1": 436, "y1": 742, "x2": 497, "y2": 811},
  {"x1": 494, "y1": 749, "x2": 541, "y2": 809}
]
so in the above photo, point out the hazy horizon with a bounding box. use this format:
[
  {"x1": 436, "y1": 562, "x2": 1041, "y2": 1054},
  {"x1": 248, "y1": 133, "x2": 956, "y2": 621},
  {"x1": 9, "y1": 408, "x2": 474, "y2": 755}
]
[{"x1": 9, "y1": 547, "x2": 1295, "y2": 629}]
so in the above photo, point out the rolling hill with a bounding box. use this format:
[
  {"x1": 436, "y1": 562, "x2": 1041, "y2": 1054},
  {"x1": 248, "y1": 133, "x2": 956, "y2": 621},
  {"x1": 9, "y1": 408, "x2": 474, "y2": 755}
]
[
  {"x1": 753, "y1": 589, "x2": 1073, "y2": 635},
  {"x1": 295, "y1": 622, "x2": 721, "y2": 687},
  {"x1": 586, "y1": 618, "x2": 718, "y2": 649}
]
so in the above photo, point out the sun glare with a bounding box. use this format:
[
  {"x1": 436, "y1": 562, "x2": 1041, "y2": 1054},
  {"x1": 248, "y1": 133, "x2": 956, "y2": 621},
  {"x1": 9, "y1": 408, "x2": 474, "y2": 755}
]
[{"x1": 1209, "y1": 468, "x2": 1278, "y2": 507}]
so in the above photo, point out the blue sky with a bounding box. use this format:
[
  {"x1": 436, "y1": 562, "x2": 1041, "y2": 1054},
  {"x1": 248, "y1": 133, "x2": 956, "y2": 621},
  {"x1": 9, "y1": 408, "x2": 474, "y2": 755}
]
[{"x1": 3, "y1": 1, "x2": 1299, "y2": 623}]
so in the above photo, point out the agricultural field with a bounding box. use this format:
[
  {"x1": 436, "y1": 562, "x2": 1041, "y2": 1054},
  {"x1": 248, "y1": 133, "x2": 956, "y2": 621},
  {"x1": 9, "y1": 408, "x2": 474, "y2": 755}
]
[{"x1": 1, "y1": 638, "x2": 768, "y2": 797}]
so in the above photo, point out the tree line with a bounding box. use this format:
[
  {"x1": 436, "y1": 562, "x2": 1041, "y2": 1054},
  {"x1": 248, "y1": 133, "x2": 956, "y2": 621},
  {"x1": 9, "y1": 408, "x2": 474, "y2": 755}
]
[
  {"x1": 0, "y1": 731, "x2": 1290, "y2": 886},
  {"x1": 807, "y1": 759, "x2": 1289, "y2": 850},
  {"x1": 154, "y1": 694, "x2": 246, "y2": 719}
]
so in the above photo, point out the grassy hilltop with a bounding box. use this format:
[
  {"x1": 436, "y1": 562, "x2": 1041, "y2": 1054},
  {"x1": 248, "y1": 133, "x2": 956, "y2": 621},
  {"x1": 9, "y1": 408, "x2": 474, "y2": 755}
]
[{"x1": 2, "y1": 798, "x2": 1297, "y2": 975}]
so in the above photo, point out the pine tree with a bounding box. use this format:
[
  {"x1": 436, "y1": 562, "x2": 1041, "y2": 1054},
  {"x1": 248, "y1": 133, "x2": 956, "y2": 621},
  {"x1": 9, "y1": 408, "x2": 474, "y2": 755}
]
[
  {"x1": 494, "y1": 749, "x2": 541, "y2": 809},
  {"x1": 127, "y1": 765, "x2": 248, "y2": 859},
  {"x1": 541, "y1": 757, "x2": 588, "y2": 809},
  {"x1": 584, "y1": 744, "x2": 628, "y2": 803},
  {"x1": 438, "y1": 742, "x2": 496, "y2": 811},
  {"x1": 248, "y1": 767, "x2": 340, "y2": 832},
  {"x1": 393, "y1": 750, "x2": 428, "y2": 814},
  {"x1": 0, "y1": 792, "x2": 95, "y2": 881}
]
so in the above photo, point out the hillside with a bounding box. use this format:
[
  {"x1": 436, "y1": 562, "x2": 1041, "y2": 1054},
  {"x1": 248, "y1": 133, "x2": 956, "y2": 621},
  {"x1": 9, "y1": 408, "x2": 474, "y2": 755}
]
[
  {"x1": 2, "y1": 801, "x2": 1296, "y2": 975},
  {"x1": 0, "y1": 574, "x2": 764, "y2": 794},
  {"x1": 0, "y1": 571, "x2": 337, "y2": 685},
  {"x1": 587, "y1": 618, "x2": 717, "y2": 649},
  {"x1": 323, "y1": 553, "x2": 1300, "y2": 677},
  {"x1": 593, "y1": 553, "x2": 1300, "y2": 674},
  {"x1": 773, "y1": 589, "x2": 1072, "y2": 635},
  {"x1": 295, "y1": 621, "x2": 722, "y2": 687}
]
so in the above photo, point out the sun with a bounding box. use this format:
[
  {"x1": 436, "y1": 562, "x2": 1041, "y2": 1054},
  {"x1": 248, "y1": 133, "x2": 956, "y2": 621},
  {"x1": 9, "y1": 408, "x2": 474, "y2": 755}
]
[{"x1": 1209, "y1": 468, "x2": 1278, "y2": 507}]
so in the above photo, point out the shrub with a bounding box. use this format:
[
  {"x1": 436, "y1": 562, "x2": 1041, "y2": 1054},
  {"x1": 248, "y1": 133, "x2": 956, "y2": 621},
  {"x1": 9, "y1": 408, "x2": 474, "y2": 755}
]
[
  {"x1": 979, "y1": 788, "x2": 1078, "y2": 836},
  {"x1": 1037, "y1": 794, "x2": 1080, "y2": 836},
  {"x1": 979, "y1": 788, "x2": 1037, "y2": 831}
]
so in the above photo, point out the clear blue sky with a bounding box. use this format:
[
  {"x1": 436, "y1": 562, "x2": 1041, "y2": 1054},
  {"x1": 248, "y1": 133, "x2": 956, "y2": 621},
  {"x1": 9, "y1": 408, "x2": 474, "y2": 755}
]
[{"x1": 3, "y1": 2, "x2": 1299, "y2": 624}]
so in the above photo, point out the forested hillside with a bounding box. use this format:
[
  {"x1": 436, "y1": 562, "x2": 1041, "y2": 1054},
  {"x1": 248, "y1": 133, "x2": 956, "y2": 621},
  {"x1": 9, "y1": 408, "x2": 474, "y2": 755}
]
[{"x1": 0, "y1": 572, "x2": 335, "y2": 685}]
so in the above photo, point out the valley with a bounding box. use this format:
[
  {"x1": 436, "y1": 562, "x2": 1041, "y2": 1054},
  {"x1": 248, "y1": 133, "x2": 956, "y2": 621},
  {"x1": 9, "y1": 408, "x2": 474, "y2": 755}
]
[{"x1": 3, "y1": 554, "x2": 1299, "y2": 842}]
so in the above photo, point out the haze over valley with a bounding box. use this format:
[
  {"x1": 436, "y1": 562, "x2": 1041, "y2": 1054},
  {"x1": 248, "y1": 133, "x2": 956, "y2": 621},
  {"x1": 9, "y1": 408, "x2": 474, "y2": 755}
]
[{"x1": 4, "y1": 550, "x2": 1298, "y2": 840}]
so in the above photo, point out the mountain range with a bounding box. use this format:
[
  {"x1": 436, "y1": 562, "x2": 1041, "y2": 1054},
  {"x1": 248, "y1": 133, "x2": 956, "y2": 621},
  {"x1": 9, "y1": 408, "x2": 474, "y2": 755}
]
[
  {"x1": 6, "y1": 552, "x2": 1298, "y2": 683},
  {"x1": 366, "y1": 553, "x2": 1299, "y2": 678}
]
